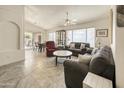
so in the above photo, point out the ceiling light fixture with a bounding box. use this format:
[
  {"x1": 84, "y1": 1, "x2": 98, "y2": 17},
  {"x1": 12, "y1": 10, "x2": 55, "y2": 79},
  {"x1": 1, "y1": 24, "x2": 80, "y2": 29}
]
[
  {"x1": 64, "y1": 12, "x2": 70, "y2": 26},
  {"x1": 64, "y1": 12, "x2": 77, "y2": 26}
]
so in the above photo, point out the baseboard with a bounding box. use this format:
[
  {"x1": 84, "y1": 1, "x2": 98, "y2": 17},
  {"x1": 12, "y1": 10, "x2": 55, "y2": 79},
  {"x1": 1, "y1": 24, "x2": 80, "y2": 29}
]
[{"x1": 0, "y1": 49, "x2": 25, "y2": 67}]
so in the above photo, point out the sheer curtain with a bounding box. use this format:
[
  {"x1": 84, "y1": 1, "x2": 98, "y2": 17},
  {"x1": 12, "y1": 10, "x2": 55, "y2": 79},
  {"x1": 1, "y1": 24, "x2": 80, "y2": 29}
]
[
  {"x1": 48, "y1": 32, "x2": 56, "y2": 42},
  {"x1": 86, "y1": 28, "x2": 96, "y2": 47},
  {"x1": 66, "y1": 30, "x2": 73, "y2": 45},
  {"x1": 66, "y1": 28, "x2": 96, "y2": 47},
  {"x1": 73, "y1": 29, "x2": 86, "y2": 42}
]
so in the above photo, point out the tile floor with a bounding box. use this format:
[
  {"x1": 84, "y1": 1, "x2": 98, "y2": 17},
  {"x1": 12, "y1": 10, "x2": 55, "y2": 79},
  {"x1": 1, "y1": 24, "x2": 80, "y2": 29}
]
[{"x1": 0, "y1": 50, "x2": 77, "y2": 88}]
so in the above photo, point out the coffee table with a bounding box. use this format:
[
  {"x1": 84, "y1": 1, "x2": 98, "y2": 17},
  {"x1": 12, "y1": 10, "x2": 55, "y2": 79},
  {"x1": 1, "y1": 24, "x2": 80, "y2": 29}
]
[{"x1": 53, "y1": 50, "x2": 72, "y2": 66}]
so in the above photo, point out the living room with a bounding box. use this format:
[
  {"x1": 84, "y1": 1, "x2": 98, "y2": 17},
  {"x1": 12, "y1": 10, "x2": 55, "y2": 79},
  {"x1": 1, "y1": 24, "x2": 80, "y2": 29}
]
[{"x1": 0, "y1": 4, "x2": 124, "y2": 89}]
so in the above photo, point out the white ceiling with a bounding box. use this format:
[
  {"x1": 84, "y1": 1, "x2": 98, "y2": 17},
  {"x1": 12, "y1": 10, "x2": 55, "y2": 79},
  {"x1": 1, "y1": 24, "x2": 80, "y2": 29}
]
[
  {"x1": 24, "y1": 21, "x2": 45, "y2": 32},
  {"x1": 25, "y1": 5, "x2": 110, "y2": 31}
]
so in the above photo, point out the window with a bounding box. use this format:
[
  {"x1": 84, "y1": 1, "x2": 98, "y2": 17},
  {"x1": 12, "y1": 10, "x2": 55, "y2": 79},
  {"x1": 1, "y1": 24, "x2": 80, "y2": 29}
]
[
  {"x1": 73, "y1": 29, "x2": 86, "y2": 42},
  {"x1": 66, "y1": 30, "x2": 73, "y2": 45},
  {"x1": 87, "y1": 28, "x2": 96, "y2": 47},
  {"x1": 48, "y1": 32, "x2": 56, "y2": 42},
  {"x1": 66, "y1": 28, "x2": 96, "y2": 47}
]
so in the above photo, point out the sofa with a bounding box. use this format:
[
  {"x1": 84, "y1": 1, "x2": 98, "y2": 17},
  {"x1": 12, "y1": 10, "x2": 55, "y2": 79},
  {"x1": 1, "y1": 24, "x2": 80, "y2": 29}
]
[
  {"x1": 66, "y1": 42, "x2": 90, "y2": 56},
  {"x1": 63, "y1": 46, "x2": 115, "y2": 88}
]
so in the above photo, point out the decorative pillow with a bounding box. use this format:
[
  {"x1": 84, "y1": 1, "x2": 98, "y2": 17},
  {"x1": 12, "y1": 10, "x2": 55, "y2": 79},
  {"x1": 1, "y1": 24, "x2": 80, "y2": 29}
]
[
  {"x1": 70, "y1": 43, "x2": 75, "y2": 49},
  {"x1": 78, "y1": 54, "x2": 92, "y2": 65},
  {"x1": 91, "y1": 48, "x2": 99, "y2": 55},
  {"x1": 80, "y1": 43, "x2": 85, "y2": 49}
]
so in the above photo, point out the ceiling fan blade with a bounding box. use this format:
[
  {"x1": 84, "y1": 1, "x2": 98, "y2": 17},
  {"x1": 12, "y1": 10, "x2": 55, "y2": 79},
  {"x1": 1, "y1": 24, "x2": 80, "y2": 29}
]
[
  {"x1": 71, "y1": 19, "x2": 77, "y2": 24},
  {"x1": 72, "y1": 19, "x2": 77, "y2": 22},
  {"x1": 64, "y1": 12, "x2": 77, "y2": 26}
]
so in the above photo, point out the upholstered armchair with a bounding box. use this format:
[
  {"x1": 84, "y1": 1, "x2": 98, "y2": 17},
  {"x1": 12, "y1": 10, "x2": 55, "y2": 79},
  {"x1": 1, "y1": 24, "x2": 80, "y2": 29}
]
[{"x1": 46, "y1": 41, "x2": 56, "y2": 57}]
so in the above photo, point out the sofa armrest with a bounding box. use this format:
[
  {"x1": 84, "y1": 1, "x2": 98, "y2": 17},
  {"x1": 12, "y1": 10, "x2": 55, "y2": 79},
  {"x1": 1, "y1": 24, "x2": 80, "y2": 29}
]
[
  {"x1": 65, "y1": 45, "x2": 69, "y2": 49},
  {"x1": 63, "y1": 60, "x2": 88, "y2": 74},
  {"x1": 86, "y1": 48, "x2": 94, "y2": 54},
  {"x1": 81, "y1": 48, "x2": 87, "y2": 52},
  {"x1": 63, "y1": 60, "x2": 88, "y2": 88}
]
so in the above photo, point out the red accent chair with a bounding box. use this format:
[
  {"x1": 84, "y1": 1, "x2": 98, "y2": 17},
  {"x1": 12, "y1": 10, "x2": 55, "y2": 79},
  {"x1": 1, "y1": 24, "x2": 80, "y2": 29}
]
[{"x1": 46, "y1": 41, "x2": 56, "y2": 57}]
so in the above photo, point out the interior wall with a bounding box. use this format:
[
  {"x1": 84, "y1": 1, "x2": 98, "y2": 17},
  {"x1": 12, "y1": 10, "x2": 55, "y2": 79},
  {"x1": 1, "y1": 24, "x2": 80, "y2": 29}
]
[
  {"x1": 79, "y1": 17, "x2": 110, "y2": 47},
  {"x1": 0, "y1": 21, "x2": 20, "y2": 51},
  {"x1": 0, "y1": 5, "x2": 25, "y2": 66},
  {"x1": 33, "y1": 32, "x2": 42, "y2": 43},
  {"x1": 111, "y1": 6, "x2": 124, "y2": 88},
  {"x1": 24, "y1": 21, "x2": 47, "y2": 43}
]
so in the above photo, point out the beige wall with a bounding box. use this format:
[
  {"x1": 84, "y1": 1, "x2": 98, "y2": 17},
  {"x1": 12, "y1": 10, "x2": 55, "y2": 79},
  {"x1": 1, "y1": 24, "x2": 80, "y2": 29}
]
[
  {"x1": 0, "y1": 21, "x2": 20, "y2": 50},
  {"x1": 111, "y1": 6, "x2": 124, "y2": 88},
  {"x1": 24, "y1": 21, "x2": 47, "y2": 43},
  {"x1": 33, "y1": 31, "x2": 47, "y2": 43},
  {"x1": 33, "y1": 32, "x2": 41, "y2": 43},
  {"x1": 0, "y1": 6, "x2": 25, "y2": 66}
]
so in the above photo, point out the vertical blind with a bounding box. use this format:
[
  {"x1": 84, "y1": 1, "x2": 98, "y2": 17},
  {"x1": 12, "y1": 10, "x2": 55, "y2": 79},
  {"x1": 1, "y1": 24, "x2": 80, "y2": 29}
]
[
  {"x1": 87, "y1": 28, "x2": 95, "y2": 47},
  {"x1": 73, "y1": 29, "x2": 87, "y2": 42},
  {"x1": 48, "y1": 32, "x2": 56, "y2": 42},
  {"x1": 66, "y1": 28, "x2": 95, "y2": 47},
  {"x1": 66, "y1": 30, "x2": 73, "y2": 45}
]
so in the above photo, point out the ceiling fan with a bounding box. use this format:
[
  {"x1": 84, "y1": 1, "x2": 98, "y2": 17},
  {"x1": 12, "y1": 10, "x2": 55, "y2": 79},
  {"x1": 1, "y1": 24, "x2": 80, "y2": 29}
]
[{"x1": 64, "y1": 12, "x2": 77, "y2": 26}]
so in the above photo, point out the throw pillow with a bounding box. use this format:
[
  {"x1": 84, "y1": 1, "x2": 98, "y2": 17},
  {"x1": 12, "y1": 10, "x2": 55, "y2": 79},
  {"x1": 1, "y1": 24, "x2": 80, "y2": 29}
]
[
  {"x1": 78, "y1": 54, "x2": 92, "y2": 65},
  {"x1": 80, "y1": 43, "x2": 85, "y2": 49},
  {"x1": 91, "y1": 48, "x2": 99, "y2": 55},
  {"x1": 70, "y1": 43, "x2": 75, "y2": 49}
]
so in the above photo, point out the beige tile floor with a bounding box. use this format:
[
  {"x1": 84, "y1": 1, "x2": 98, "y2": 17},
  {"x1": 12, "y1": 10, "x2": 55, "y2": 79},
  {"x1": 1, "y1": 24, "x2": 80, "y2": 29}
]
[{"x1": 0, "y1": 50, "x2": 77, "y2": 88}]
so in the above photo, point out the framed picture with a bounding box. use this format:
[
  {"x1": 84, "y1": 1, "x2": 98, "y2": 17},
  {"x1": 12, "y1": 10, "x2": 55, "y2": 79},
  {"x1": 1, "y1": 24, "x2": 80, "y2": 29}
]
[{"x1": 96, "y1": 29, "x2": 108, "y2": 37}]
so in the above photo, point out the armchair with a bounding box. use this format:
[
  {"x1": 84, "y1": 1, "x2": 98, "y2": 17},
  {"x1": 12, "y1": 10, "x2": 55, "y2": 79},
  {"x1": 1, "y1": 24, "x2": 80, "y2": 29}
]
[{"x1": 46, "y1": 41, "x2": 56, "y2": 57}]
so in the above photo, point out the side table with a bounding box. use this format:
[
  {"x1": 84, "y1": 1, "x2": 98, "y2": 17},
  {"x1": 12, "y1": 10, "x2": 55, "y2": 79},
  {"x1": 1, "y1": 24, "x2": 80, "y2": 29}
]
[{"x1": 83, "y1": 72, "x2": 112, "y2": 88}]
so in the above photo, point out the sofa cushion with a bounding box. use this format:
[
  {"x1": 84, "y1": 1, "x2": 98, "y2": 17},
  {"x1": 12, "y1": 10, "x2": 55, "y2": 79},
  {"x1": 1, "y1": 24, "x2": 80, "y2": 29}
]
[
  {"x1": 78, "y1": 54, "x2": 92, "y2": 65},
  {"x1": 85, "y1": 43, "x2": 90, "y2": 48},
  {"x1": 80, "y1": 43, "x2": 85, "y2": 49},
  {"x1": 70, "y1": 43, "x2": 75, "y2": 49},
  {"x1": 75, "y1": 43, "x2": 81, "y2": 49},
  {"x1": 69, "y1": 48, "x2": 81, "y2": 52},
  {"x1": 91, "y1": 48, "x2": 99, "y2": 55},
  {"x1": 89, "y1": 52, "x2": 108, "y2": 74},
  {"x1": 89, "y1": 46, "x2": 115, "y2": 81}
]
